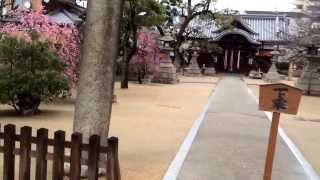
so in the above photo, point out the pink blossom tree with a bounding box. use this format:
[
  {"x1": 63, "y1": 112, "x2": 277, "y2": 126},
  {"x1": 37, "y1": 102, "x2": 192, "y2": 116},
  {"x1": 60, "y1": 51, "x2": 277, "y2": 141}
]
[
  {"x1": 129, "y1": 29, "x2": 160, "y2": 83},
  {"x1": 0, "y1": 9, "x2": 81, "y2": 85}
]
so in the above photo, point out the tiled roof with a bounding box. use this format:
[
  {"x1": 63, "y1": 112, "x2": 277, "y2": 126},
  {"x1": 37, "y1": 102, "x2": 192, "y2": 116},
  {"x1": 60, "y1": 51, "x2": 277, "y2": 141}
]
[
  {"x1": 48, "y1": 9, "x2": 83, "y2": 24},
  {"x1": 242, "y1": 15, "x2": 288, "y2": 42},
  {"x1": 187, "y1": 14, "x2": 290, "y2": 42},
  {"x1": 212, "y1": 28, "x2": 261, "y2": 45}
]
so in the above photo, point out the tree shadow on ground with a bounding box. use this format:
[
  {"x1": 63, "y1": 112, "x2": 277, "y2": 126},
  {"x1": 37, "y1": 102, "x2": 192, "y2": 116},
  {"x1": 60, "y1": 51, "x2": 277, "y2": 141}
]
[{"x1": 0, "y1": 109, "x2": 71, "y2": 117}]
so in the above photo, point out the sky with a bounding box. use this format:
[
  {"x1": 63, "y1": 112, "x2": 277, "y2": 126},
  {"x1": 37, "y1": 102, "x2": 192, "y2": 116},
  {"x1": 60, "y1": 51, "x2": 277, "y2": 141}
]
[
  {"x1": 197, "y1": 0, "x2": 297, "y2": 13},
  {"x1": 74, "y1": 0, "x2": 297, "y2": 13}
]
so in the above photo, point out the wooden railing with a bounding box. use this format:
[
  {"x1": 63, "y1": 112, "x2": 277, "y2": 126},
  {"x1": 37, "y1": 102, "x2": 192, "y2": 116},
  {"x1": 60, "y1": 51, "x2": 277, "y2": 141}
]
[{"x1": 0, "y1": 124, "x2": 121, "y2": 180}]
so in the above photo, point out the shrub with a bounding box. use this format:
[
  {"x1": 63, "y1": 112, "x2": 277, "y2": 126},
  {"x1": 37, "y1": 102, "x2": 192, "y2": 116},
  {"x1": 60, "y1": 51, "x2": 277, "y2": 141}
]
[{"x1": 0, "y1": 33, "x2": 68, "y2": 115}]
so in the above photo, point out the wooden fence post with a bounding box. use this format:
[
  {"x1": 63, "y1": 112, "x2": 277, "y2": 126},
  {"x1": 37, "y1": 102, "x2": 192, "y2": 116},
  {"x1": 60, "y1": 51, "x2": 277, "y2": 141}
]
[
  {"x1": 70, "y1": 133, "x2": 82, "y2": 180},
  {"x1": 0, "y1": 124, "x2": 120, "y2": 180},
  {"x1": 52, "y1": 130, "x2": 65, "y2": 180},
  {"x1": 106, "y1": 137, "x2": 121, "y2": 180},
  {"x1": 19, "y1": 126, "x2": 32, "y2": 180},
  {"x1": 35, "y1": 128, "x2": 48, "y2": 180},
  {"x1": 88, "y1": 135, "x2": 100, "y2": 180},
  {"x1": 3, "y1": 124, "x2": 16, "y2": 180}
]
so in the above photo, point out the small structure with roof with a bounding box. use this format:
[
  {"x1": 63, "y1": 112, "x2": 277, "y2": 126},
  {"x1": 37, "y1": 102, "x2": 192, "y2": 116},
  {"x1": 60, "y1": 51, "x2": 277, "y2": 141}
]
[
  {"x1": 43, "y1": 0, "x2": 85, "y2": 24},
  {"x1": 0, "y1": 0, "x2": 85, "y2": 25},
  {"x1": 184, "y1": 11, "x2": 298, "y2": 75}
]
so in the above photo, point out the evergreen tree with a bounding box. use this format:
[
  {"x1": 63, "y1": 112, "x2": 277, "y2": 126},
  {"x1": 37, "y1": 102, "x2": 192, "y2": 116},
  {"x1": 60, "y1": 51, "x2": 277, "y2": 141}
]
[{"x1": 0, "y1": 33, "x2": 68, "y2": 115}]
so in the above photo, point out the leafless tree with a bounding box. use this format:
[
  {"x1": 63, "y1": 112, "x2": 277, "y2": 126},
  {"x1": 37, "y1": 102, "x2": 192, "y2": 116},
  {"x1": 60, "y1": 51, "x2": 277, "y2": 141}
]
[{"x1": 171, "y1": 0, "x2": 235, "y2": 69}]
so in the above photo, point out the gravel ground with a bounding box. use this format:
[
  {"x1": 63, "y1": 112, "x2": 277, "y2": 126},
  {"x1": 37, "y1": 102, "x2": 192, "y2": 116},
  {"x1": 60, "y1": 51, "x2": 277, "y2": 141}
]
[{"x1": 0, "y1": 76, "x2": 218, "y2": 180}]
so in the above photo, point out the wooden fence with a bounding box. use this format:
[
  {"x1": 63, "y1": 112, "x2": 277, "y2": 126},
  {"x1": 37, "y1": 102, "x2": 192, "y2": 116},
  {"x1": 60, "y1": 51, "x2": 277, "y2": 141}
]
[{"x1": 0, "y1": 124, "x2": 121, "y2": 180}]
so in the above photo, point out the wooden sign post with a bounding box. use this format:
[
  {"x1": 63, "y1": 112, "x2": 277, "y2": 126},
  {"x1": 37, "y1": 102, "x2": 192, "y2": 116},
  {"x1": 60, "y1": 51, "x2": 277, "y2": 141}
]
[{"x1": 259, "y1": 83, "x2": 303, "y2": 180}]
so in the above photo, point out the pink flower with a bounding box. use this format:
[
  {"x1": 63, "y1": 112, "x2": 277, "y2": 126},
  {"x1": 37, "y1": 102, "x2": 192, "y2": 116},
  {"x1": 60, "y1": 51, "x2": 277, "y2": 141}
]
[
  {"x1": 0, "y1": 9, "x2": 81, "y2": 85},
  {"x1": 129, "y1": 30, "x2": 160, "y2": 75}
]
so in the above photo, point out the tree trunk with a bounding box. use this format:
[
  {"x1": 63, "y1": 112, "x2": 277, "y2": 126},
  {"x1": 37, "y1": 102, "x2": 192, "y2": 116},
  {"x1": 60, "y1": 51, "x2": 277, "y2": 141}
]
[
  {"x1": 120, "y1": 15, "x2": 137, "y2": 89},
  {"x1": 121, "y1": 46, "x2": 137, "y2": 88},
  {"x1": 174, "y1": 48, "x2": 184, "y2": 70},
  {"x1": 121, "y1": 46, "x2": 130, "y2": 89},
  {"x1": 174, "y1": 13, "x2": 198, "y2": 70},
  {"x1": 12, "y1": 94, "x2": 41, "y2": 116},
  {"x1": 187, "y1": 0, "x2": 192, "y2": 15},
  {"x1": 73, "y1": 0, "x2": 123, "y2": 143}
]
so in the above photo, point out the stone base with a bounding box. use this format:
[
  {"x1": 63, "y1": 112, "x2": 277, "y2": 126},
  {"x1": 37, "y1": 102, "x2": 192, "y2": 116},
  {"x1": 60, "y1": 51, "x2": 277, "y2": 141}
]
[
  {"x1": 184, "y1": 66, "x2": 202, "y2": 77},
  {"x1": 154, "y1": 60, "x2": 179, "y2": 84},
  {"x1": 263, "y1": 72, "x2": 281, "y2": 83},
  {"x1": 295, "y1": 71, "x2": 320, "y2": 96},
  {"x1": 141, "y1": 77, "x2": 152, "y2": 84},
  {"x1": 153, "y1": 78, "x2": 179, "y2": 84},
  {"x1": 292, "y1": 70, "x2": 303, "y2": 77},
  {"x1": 203, "y1": 67, "x2": 216, "y2": 76}
]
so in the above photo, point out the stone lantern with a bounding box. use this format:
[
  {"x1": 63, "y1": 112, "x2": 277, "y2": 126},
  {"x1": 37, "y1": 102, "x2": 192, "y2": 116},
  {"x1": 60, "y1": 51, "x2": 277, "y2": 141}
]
[
  {"x1": 184, "y1": 43, "x2": 202, "y2": 77},
  {"x1": 154, "y1": 33, "x2": 179, "y2": 84},
  {"x1": 263, "y1": 47, "x2": 281, "y2": 83},
  {"x1": 295, "y1": 29, "x2": 320, "y2": 95}
]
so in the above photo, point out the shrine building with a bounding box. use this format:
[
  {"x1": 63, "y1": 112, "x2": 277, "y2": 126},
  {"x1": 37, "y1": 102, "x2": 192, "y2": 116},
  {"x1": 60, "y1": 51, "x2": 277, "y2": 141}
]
[{"x1": 186, "y1": 11, "x2": 300, "y2": 75}]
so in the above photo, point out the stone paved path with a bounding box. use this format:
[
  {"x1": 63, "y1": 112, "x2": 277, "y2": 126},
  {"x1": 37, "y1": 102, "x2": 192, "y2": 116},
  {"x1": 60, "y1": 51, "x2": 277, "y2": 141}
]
[{"x1": 177, "y1": 75, "x2": 309, "y2": 180}]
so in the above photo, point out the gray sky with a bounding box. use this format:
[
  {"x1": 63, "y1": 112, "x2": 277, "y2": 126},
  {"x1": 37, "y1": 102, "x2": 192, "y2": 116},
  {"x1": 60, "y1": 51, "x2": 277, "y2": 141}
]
[{"x1": 194, "y1": 0, "x2": 297, "y2": 12}]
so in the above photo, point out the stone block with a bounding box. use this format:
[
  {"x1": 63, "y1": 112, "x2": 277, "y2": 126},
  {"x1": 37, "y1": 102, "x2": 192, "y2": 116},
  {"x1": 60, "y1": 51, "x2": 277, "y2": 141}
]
[{"x1": 204, "y1": 67, "x2": 216, "y2": 76}]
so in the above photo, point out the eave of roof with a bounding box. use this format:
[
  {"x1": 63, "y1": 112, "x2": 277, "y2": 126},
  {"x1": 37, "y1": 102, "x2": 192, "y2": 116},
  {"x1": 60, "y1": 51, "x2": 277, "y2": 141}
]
[
  {"x1": 214, "y1": 17, "x2": 259, "y2": 35},
  {"x1": 48, "y1": 8, "x2": 82, "y2": 24},
  {"x1": 235, "y1": 17, "x2": 259, "y2": 35},
  {"x1": 44, "y1": 0, "x2": 85, "y2": 15},
  {"x1": 212, "y1": 28, "x2": 261, "y2": 45},
  {"x1": 244, "y1": 10, "x2": 305, "y2": 18}
]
